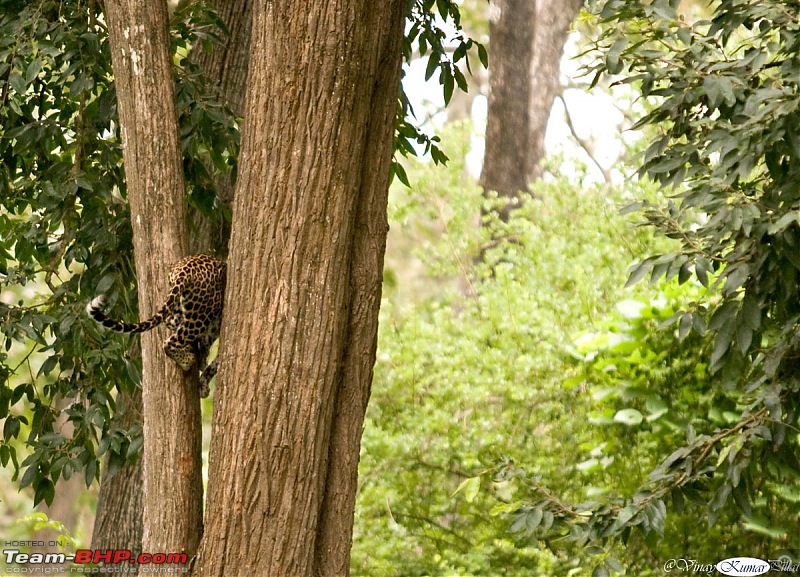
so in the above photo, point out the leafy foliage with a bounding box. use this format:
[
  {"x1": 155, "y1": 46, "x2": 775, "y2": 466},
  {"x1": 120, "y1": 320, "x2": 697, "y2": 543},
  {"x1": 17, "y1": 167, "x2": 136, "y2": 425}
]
[
  {"x1": 0, "y1": 0, "x2": 237, "y2": 508},
  {"x1": 500, "y1": 282, "x2": 799, "y2": 572},
  {"x1": 354, "y1": 131, "x2": 676, "y2": 575},
  {"x1": 520, "y1": 0, "x2": 800, "y2": 561},
  {"x1": 356, "y1": 109, "x2": 800, "y2": 573},
  {"x1": 1, "y1": 0, "x2": 133, "y2": 509},
  {"x1": 392, "y1": 0, "x2": 487, "y2": 186}
]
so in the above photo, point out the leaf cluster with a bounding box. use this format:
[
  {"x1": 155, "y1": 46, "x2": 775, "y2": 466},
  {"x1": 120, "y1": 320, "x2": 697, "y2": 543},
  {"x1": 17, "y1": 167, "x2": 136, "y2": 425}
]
[
  {"x1": 392, "y1": 0, "x2": 487, "y2": 187},
  {"x1": 499, "y1": 283, "x2": 798, "y2": 572},
  {"x1": 566, "y1": 0, "x2": 800, "y2": 558}
]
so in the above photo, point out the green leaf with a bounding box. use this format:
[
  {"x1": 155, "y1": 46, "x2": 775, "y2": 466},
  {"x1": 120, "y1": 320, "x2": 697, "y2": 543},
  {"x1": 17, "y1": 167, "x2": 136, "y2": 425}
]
[
  {"x1": 625, "y1": 260, "x2": 652, "y2": 287},
  {"x1": 19, "y1": 465, "x2": 38, "y2": 489},
  {"x1": 678, "y1": 311, "x2": 693, "y2": 341},
  {"x1": 593, "y1": 565, "x2": 610, "y2": 577},
  {"x1": 710, "y1": 319, "x2": 734, "y2": 371},
  {"x1": 104, "y1": 452, "x2": 124, "y2": 482},
  {"x1": 33, "y1": 478, "x2": 55, "y2": 507},
  {"x1": 541, "y1": 510, "x2": 554, "y2": 531},
  {"x1": 127, "y1": 433, "x2": 144, "y2": 458},
  {"x1": 3, "y1": 416, "x2": 20, "y2": 441},
  {"x1": 605, "y1": 38, "x2": 627, "y2": 75},
  {"x1": 391, "y1": 160, "x2": 410, "y2": 188},
  {"x1": 477, "y1": 43, "x2": 488, "y2": 68},
  {"x1": 442, "y1": 66, "x2": 454, "y2": 105},
  {"x1": 740, "y1": 296, "x2": 760, "y2": 330},
  {"x1": 703, "y1": 75, "x2": 722, "y2": 108},
  {"x1": 84, "y1": 457, "x2": 97, "y2": 488},
  {"x1": 453, "y1": 476, "x2": 480, "y2": 503},
  {"x1": 453, "y1": 66, "x2": 468, "y2": 93},
  {"x1": 95, "y1": 273, "x2": 115, "y2": 295},
  {"x1": 526, "y1": 507, "x2": 543, "y2": 532},
  {"x1": 741, "y1": 515, "x2": 787, "y2": 539},
  {"x1": 605, "y1": 557, "x2": 624, "y2": 573},
  {"x1": 735, "y1": 322, "x2": 752, "y2": 355},
  {"x1": 710, "y1": 483, "x2": 731, "y2": 511},
  {"x1": 424, "y1": 51, "x2": 440, "y2": 81},
  {"x1": 613, "y1": 409, "x2": 643, "y2": 426},
  {"x1": 723, "y1": 263, "x2": 749, "y2": 295},
  {"x1": 39, "y1": 354, "x2": 59, "y2": 377},
  {"x1": 25, "y1": 59, "x2": 42, "y2": 84},
  {"x1": 647, "y1": 154, "x2": 686, "y2": 174},
  {"x1": 768, "y1": 211, "x2": 799, "y2": 235}
]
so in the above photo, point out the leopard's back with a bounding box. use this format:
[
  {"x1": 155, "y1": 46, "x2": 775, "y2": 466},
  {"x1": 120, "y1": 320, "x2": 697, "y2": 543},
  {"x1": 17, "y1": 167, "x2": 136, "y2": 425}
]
[{"x1": 87, "y1": 254, "x2": 227, "y2": 397}]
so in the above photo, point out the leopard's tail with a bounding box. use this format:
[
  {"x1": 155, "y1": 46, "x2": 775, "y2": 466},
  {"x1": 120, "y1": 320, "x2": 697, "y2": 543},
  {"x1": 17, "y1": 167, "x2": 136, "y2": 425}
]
[{"x1": 86, "y1": 296, "x2": 168, "y2": 334}]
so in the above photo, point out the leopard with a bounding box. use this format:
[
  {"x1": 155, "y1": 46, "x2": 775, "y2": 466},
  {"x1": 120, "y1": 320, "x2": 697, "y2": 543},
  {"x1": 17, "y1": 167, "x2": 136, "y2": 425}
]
[{"x1": 86, "y1": 253, "x2": 226, "y2": 397}]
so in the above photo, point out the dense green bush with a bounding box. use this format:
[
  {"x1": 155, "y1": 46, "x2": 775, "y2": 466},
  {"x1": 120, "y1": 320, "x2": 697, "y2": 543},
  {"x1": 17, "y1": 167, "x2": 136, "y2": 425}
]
[
  {"x1": 353, "y1": 131, "x2": 674, "y2": 575},
  {"x1": 354, "y1": 113, "x2": 800, "y2": 574}
]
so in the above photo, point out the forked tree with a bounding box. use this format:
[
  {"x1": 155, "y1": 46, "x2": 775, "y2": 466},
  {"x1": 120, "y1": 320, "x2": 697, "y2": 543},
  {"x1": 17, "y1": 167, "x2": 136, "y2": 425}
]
[
  {"x1": 481, "y1": 0, "x2": 582, "y2": 220},
  {"x1": 102, "y1": 0, "x2": 405, "y2": 574}
]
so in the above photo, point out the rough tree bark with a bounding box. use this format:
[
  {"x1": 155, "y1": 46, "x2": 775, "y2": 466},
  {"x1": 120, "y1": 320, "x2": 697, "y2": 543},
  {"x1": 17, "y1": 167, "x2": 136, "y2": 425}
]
[
  {"x1": 526, "y1": 0, "x2": 583, "y2": 182},
  {"x1": 481, "y1": 0, "x2": 535, "y2": 221},
  {"x1": 194, "y1": 1, "x2": 406, "y2": 574},
  {"x1": 90, "y1": 1, "x2": 252, "y2": 556},
  {"x1": 90, "y1": 389, "x2": 143, "y2": 555},
  {"x1": 481, "y1": 0, "x2": 582, "y2": 220},
  {"x1": 104, "y1": 0, "x2": 202, "y2": 560}
]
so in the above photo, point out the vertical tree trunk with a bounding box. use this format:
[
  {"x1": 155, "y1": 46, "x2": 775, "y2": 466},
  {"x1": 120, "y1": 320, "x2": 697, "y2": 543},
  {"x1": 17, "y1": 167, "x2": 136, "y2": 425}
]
[
  {"x1": 194, "y1": 1, "x2": 405, "y2": 575},
  {"x1": 313, "y1": 10, "x2": 405, "y2": 574},
  {"x1": 481, "y1": 0, "x2": 535, "y2": 220},
  {"x1": 526, "y1": 0, "x2": 583, "y2": 183},
  {"x1": 481, "y1": 0, "x2": 582, "y2": 220},
  {"x1": 91, "y1": 389, "x2": 143, "y2": 559},
  {"x1": 104, "y1": 0, "x2": 202, "y2": 560}
]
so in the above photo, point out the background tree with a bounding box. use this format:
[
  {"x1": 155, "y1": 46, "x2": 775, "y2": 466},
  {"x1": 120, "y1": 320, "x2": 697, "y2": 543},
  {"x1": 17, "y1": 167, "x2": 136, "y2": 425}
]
[
  {"x1": 487, "y1": 0, "x2": 800, "y2": 568},
  {"x1": 481, "y1": 0, "x2": 582, "y2": 220}
]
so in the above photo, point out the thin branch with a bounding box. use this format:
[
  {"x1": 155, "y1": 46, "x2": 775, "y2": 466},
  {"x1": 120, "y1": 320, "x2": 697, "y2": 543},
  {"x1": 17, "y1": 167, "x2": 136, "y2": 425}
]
[{"x1": 558, "y1": 93, "x2": 613, "y2": 185}]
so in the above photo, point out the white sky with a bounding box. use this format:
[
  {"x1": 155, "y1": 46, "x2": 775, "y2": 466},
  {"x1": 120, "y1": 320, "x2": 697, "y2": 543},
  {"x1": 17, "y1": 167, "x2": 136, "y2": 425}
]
[{"x1": 402, "y1": 32, "x2": 638, "y2": 186}]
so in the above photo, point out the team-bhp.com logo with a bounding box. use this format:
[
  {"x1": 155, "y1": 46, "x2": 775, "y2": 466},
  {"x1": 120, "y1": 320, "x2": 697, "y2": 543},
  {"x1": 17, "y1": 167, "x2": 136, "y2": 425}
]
[
  {"x1": 715, "y1": 557, "x2": 770, "y2": 577},
  {"x1": 4, "y1": 548, "x2": 188, "y2": 566}
]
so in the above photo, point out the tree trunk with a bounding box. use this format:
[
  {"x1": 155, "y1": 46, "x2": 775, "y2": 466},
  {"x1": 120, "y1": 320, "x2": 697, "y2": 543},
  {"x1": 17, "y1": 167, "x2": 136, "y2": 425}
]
[
  {"x1": 89, "y1": 0, "x2": 252, "y2": 555},
  {"x1": 194, "y1": 1, "x2": 405, "y2": 575},
  {"x1": 526, "y1": 0, "x2": 583, "y2": 183},
  {"x1": 91, "y1": 389, "x2": 143, "y2": 558},
  {"x1": 481, "y1": 0, "x2": 582, "y2": 220},
  {"x1": 104, "y1": 0, "x2": 202, "y2": 561},
  {"x1": 313, "y1": 11, "x2": 405, "y2": 573},
  {"x1": 481, "y1": 0, "x2": 535, "y2": 220}
]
